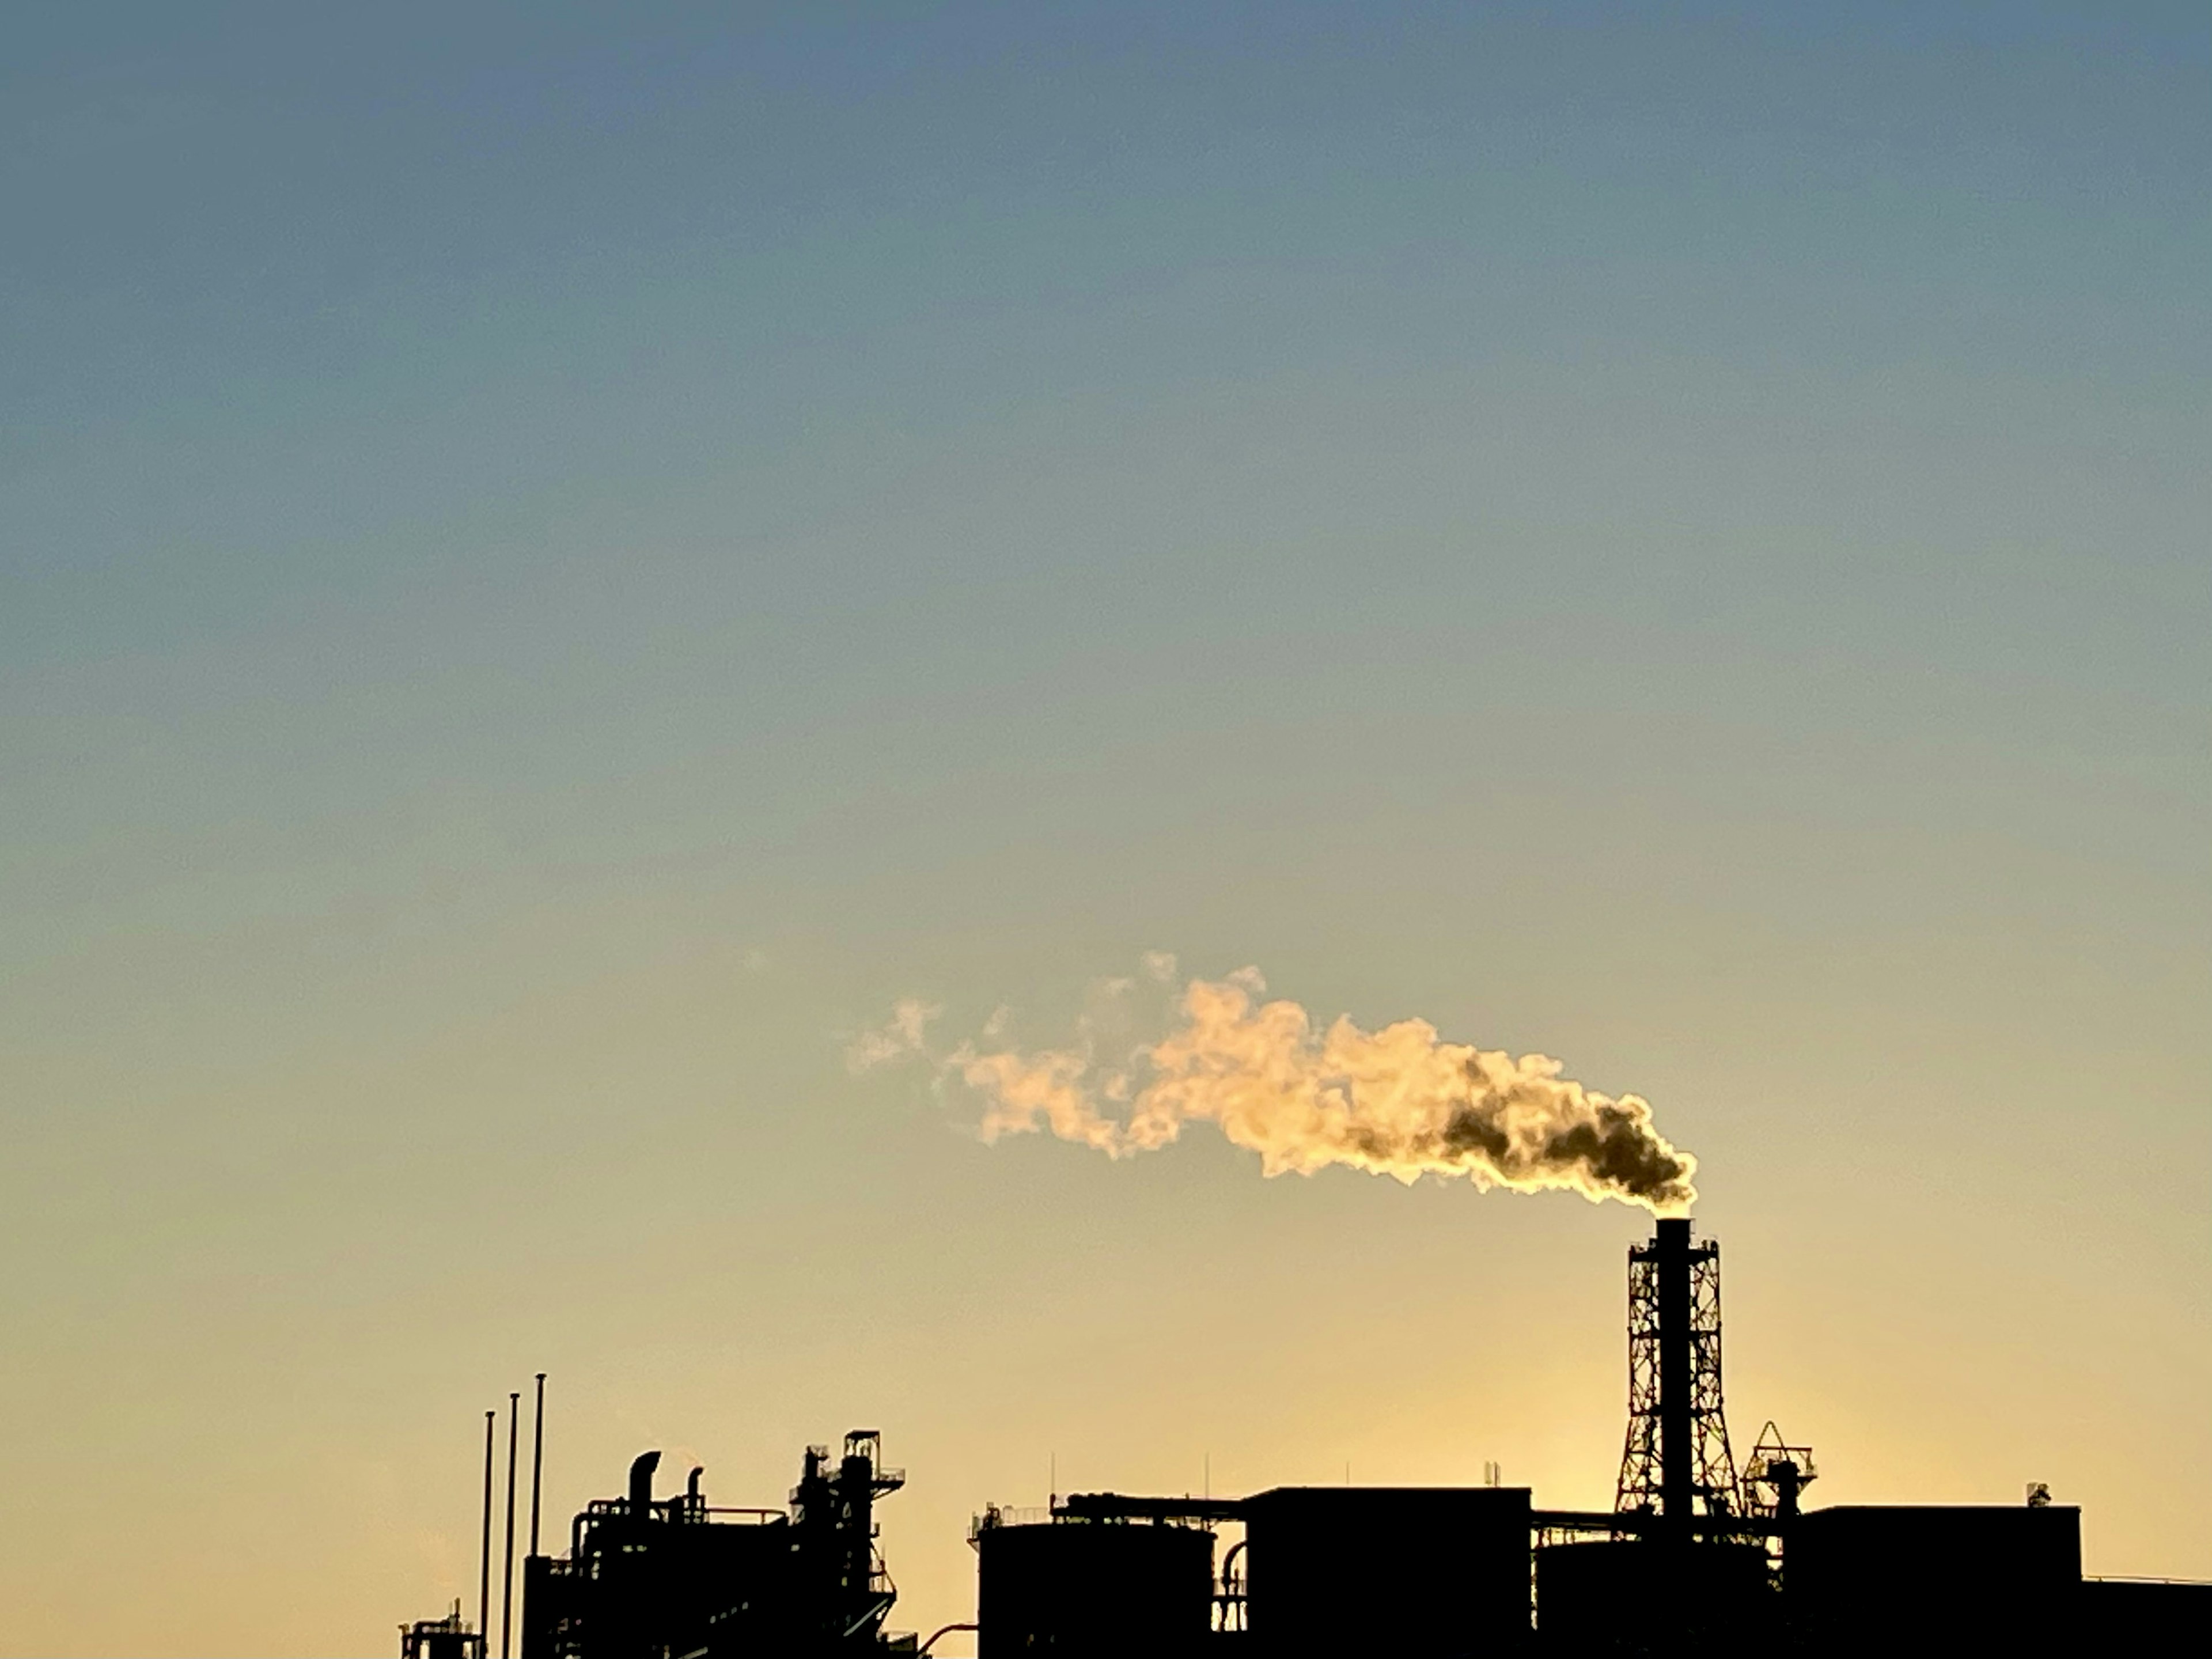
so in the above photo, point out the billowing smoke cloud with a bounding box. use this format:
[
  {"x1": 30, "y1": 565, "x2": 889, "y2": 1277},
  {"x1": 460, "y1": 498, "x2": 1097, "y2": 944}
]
[{"x1": 851, "y1": 959, "x2": 1696, "y2": 1213}]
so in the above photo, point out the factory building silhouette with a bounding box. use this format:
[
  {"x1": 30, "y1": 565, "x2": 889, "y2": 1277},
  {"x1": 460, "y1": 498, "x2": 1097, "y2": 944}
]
[{"x1": 404, "y1": 1220, "x2": 2208, "y2": 1657}]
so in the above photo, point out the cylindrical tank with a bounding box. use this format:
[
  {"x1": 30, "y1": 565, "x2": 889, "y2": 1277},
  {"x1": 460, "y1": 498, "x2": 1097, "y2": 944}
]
[{"x1": 977, "y1": 1520, "x2": 1214, "y2": 1657}]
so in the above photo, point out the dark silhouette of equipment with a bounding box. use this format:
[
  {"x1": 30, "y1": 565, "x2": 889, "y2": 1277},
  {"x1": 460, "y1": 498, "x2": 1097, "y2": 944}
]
[
  {"x1": 972, "y1": 1502, "x2": 1215, "y2": 1657},
  {"x1": 1516, "y1": 1218, "x2": 1768, "y2": 1653},
  {"x1": 1788, "y1": 1502, "x2": 2082, "y2": 1654},
  {"x1": 982, "y1": 1485, "x2": 1533, "y2": 1656},
  {"x1": 400, "y1": 1421, "x2": 495, "y2": 1659},
  {"x1": 2079, "y1": 1578, "x2": 2212, "y2": 1652},
  {"x1": 520, "y1": 1430, "x2": 910, "y2": 1659},
  {"x1": 1243, "y1": 1486, "x2": 1532, "y2": 1656},
  {"x1": 402, "y1": 1607, "x2": 484, "y2": 1659},
  {"x1": 410, "y1": 1224, "x2": 2210, "y2": 1658},
  {"x1": 1615, "y1": 1218, "x2": 1737, "y2": 1532},
  {"x1": 1536, "y1": 1536, "x2": 1769, "y2": 1655},
  {"x1": 968, "y1": 1221, "x2": 2205, "y2": 1657},
  {"x1": 1740, "y1": 1422, "x2": 1816, "y2": 1524}
]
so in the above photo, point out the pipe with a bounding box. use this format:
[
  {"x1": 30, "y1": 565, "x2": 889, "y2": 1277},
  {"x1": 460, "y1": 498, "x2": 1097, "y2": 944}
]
[
  {"x1": 501, "y1": 1392, "x2": 519, "y2": 1659},
  {"x1": 478, "y1": 1411, "x2": 495, "y2": 1641},
  {"x1": 917, "y1": 1622, "x2": 978, "y2": 1656},
  {"x1": 1220, "y1": 1539, "x2": 1247, "y2": 1588},
  {"x1": 528, "y1": 1374, "x2": 546, "y2": 1560},
  {"x1": 629, "y1": 1450, "x2": 661, "y2": 1517}
]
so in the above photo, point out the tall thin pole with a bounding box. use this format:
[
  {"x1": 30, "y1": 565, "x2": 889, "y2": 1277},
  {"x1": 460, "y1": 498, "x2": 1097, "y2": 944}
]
[
  {"x1": 478, "y1": 1411, "x2": 495, "y2": 1640},
  {"x1": 501, "y1": 1392, "x2": 520, "y2": 1659},
  {"x1": 529, "y1": 1374, "x2": 547, "y2": 1560}
]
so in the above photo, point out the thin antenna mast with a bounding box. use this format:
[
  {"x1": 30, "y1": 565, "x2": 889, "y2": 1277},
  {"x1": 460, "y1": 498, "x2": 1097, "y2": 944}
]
[
  {"x1": 477, "y1": 1411, "x2": 495, "y2": 1640},
  {"x1": 501, "y1": 1392, "x2": 519, "y2": 1659},
  {"x1": 529, "y1": 1374, "x2": 547, "y2": 1559}
]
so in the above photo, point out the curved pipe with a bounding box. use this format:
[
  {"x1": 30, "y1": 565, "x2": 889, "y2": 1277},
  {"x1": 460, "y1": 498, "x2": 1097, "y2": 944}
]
[
  {"x1": 628, "y1": 1450, "x2": 661, "y2": 1516},
  {"x1": 1220, "y1": 1538, "x2": 1247, "y2": 1586},
  {"x1": 918, "y1": 1623, "x2": 978, "y2": 1656}
]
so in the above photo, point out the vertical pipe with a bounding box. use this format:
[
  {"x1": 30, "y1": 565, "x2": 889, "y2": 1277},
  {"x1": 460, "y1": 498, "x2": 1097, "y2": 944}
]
[
  {"x1": 478, "y1": 1411, "x2": 495, "y2": 1641},
  {"x1": 630, "y1": 1450, "x2": 662, "y2": 1516},
  {"x1": 1656, "y1": 1218, "x2": 1692, "y2": 1532},
  {"x1": 529, "y1": 1374, "x2": 546, "y2": 1559},
  {"x1": 501, "y1": 1392, "x2": 520, "y2": 1659}
]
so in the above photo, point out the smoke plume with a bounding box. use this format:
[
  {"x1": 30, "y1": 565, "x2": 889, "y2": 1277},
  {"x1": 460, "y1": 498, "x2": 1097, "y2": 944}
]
[{"x1": 852, "y1": 960, "x2": 1696, "y2": 1213}]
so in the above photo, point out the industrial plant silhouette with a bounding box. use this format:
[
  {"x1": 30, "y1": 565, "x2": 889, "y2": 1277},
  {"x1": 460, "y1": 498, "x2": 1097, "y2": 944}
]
[{"x1": 403, "y1": 1220, "x2": 2206, "y2": 1657}]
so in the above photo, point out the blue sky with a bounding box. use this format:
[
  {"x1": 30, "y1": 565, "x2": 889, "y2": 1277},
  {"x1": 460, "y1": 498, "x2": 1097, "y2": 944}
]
[{"x1": 3, "y1": 4, "x2": 2207, "y2": 1653}]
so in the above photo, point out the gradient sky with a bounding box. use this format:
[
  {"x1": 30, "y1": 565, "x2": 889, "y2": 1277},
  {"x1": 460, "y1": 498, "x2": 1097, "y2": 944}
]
[{"x1": 4, "y1": 3, "x2": 2207, "y2": 1653}]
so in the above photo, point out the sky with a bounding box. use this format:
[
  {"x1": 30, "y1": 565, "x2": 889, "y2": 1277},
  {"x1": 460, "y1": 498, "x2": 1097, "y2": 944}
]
[{"x1": 3, "y1": 2, "x2": 2207, "y2": 1652}]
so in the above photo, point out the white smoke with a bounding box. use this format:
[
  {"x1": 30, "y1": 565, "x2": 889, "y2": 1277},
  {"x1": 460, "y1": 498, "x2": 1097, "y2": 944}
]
[
  {"x1": 844, "y1": 997, "x2": 941, "y2": 1073},
  {"x1": 854, "y1": 961, "x2": 1697, "y2": 1213}
]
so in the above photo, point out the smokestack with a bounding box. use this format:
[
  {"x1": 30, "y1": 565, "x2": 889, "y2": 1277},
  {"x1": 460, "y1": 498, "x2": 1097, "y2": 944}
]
[
  {"x1": 629, "y1": 1450, "x2": 661, "y2": 1517},
  {"x1": 1656, "y1": 1217, "x2": 1693, "y2": 1532},
  {"x1": 1616, "y1": 1217, "x2": 1740, "y2": 1533}
]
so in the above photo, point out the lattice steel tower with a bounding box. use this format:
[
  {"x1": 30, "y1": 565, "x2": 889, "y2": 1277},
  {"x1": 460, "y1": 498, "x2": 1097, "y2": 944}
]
[{"x1": 1615, "y1": 1218, "x2": 1739, "y2": 1534}]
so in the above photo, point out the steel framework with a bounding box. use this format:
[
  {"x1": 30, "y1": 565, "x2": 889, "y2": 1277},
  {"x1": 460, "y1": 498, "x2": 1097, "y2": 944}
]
[
  {"x1": 1740, "y1": 1420, "x2": 1816, "y2": 1523},
  {"x1": 1615, "y1": 1218, "x2": 1739, "y2": 1532}
]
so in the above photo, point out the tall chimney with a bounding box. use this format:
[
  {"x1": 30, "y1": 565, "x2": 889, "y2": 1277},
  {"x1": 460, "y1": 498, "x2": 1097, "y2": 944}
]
[
  {"x1": 1655, "y1": 1217, "x2": 1693, "y2": 1531},
  {"x1": 1615, "y1": 1217, "x2": 1738, "y2": 1533}
]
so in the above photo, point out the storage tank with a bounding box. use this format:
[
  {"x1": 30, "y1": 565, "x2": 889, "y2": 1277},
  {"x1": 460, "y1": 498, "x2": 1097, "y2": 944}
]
[{"x1": 975, "y1": 1518, "x2": 1215, "y2": 1657}]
